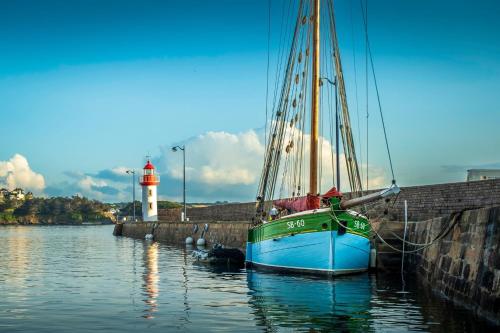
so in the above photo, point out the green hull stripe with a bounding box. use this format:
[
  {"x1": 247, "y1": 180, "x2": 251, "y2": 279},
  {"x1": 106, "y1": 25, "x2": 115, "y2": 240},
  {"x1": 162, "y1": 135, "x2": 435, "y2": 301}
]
[{"x1": 248, "y1": 209, "x2": 370, "y2": 243}]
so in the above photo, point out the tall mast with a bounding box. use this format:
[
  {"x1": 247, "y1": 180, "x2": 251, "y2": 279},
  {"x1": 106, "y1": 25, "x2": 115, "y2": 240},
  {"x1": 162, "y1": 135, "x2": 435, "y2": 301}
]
[{"x1": 310, "y1": 0, "x2": 320, "y2": 195}]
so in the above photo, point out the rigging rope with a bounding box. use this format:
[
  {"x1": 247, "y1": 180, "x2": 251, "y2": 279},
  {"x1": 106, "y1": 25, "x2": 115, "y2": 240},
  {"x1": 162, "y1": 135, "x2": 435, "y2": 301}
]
[
  {"x1": 264, "y1": 0, "x2": 272, "y2": 148},
  {"x1": 256, "y1": 0, "x2": 307, "y2": 218},
  {"x1": 359, "y1": 0, "x2": 396, "y2": 183},
  {"x1": 271, "y1": 0, "x2": 292, "y2": 111},
  {"x1": 281, "y1": 6, "x2": 311, "y2": 199},
  {"x1": 327, "y1": 0, "x2": 363, "y2": 194},
  {"x1": 363, "y1": 0, "x2": 369, "y2": 191},
  {"x1": 349, "y1": 0, "x2": 364, "y2": 191},
  {"x1": 257, "y1": 0, "x2": 397, "y2": 219}
]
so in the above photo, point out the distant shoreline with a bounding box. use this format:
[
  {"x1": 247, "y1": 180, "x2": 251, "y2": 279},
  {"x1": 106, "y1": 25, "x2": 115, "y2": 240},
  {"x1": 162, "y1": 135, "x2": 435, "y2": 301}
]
[{"x1": 0, "y1": 221, "x2": 114, "y2": 226}]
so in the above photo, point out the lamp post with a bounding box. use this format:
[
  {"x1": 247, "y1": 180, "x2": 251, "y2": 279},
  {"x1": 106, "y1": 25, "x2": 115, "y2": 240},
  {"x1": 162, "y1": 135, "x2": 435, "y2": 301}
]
[
  {"x1": 126, "y1": 170, "x2": 136, "y2": 222},
  {"x1": 172, "y1": 145, "x2": 186, "y2": 221}
]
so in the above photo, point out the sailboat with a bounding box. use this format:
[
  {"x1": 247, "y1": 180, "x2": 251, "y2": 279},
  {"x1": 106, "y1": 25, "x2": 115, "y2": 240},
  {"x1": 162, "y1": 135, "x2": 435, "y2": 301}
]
[{"x1": 245, "y1": 0, "x2": 399, "y2": 275}]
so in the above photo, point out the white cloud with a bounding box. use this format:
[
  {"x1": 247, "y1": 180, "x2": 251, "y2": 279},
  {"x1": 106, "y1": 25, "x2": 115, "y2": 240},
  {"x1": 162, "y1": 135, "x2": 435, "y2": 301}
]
[
  {"x1": 161, "y1": 130, "x2": 265, "y2": 186},
  {"x1": 46, "y1": 172, "x2": 130, "y2": 202},
  {"x1": 155, "y1": 127, "x2": 388, "y2": 202},
  {"x1": 110, "y1": 167, "x2": 130, "y2": 176},
  {"x1": 78, "y1": 175, "x2": 106, "y2": 191},
  {"x1": 0, "y1": 154, "x2": 45, "y2": 194},
  {"x1": 40, "y1": 128, "x2": 388, "y2": 203}
]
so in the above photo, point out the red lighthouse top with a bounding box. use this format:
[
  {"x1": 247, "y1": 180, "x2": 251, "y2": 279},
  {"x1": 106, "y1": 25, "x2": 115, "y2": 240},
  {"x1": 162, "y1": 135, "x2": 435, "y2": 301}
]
[
  {"x1": 143, "y1": 160, "x2": 155, "y2": 170},
  {"x1": 139, "y1": 160, "x2": 160, "y2": 186}
]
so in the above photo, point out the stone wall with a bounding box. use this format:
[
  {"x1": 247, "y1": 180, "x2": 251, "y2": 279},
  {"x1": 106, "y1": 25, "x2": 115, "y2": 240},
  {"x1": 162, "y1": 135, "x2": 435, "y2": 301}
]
[
  {"x1": 406, "y1": 206, "x2": 500, "y2": 325},
  {"x1": 119, "y1": 220, "x2": 252, "y2": 250},
  {"x1": 158, "y1": 179, "x2": 500, "y2": 223},
  {"x1": 374, "y1": 179, "x2": 500, "y2": 221},
  {"x1": 158, "y1": 202, "x2": 255, "y2": 222}
]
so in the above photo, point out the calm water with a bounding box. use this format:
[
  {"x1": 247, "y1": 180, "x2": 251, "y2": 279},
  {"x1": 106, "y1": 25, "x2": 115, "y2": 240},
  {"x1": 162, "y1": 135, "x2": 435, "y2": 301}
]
[{"x1": 0, "y1": 226, "x2": 496, "y2": 332}]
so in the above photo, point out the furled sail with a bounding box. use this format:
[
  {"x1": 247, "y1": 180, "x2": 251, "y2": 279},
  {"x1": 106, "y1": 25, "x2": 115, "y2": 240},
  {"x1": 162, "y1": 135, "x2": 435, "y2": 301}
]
[
  {"x1": 273, "y1": 187, "x2": 342, "y2": 213},
  {"x1": 274, "y1": 194, "x2": 320, "y2": 213}
]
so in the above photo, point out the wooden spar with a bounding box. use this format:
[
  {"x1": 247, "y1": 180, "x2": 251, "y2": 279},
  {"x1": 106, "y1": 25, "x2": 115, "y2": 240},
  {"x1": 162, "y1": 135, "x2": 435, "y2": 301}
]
[
  {"x1": 310, "y1": 0, "x2": 320, "y2": 195},
  {"x1": 340, "y1": 185, "x2": 400, "y2": 210}
]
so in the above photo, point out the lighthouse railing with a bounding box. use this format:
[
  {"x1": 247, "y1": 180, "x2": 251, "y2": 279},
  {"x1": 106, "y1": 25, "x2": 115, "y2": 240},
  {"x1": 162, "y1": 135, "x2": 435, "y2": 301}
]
[{"x1": 139, "y1": 175, "x2": 160, "y2": 183}]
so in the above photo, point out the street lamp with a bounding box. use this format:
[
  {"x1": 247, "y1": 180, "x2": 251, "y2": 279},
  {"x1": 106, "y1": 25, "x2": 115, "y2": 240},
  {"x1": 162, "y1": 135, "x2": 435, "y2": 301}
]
[
  {"x1": 172, "y1": 145, "x2": 186, "y2": 221},
  {"x1": 321, "y1": 76, "x2": 340, "y2": 191},
  {"x1": 126, "y1": 170, "x2": 136, "y2": 222}
]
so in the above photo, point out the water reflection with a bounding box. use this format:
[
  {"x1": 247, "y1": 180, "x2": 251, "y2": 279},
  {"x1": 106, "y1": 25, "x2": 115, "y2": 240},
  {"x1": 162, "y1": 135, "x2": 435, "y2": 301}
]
[
  {"x1": 180, "y1": 246, "x2": 191, "y2": 327},
  {"x1": 1, "y1": 227, "x2": 35, "y2": 320},
  {"x1": 247, "y1": 271, "x2": 373, "y2": 332},
  {"x1": 0, "y1": 227, "x2": 496, "y2": 332},
  {"x1": 4, "y1": 227, "x2": 31, "y2": 290},
  {"x1": 142, "y1": 242, "x2": 159, "y2": 319}
]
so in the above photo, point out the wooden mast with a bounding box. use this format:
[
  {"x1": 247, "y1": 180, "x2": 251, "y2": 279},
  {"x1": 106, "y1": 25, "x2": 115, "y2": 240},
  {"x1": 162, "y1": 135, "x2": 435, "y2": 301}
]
[{"x1": 310, "y1": 0, "x2": 320, "y2": 195}]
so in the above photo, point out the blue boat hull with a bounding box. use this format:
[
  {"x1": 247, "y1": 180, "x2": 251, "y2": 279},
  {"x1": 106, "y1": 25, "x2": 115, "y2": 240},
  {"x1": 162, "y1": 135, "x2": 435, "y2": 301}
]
[{"x1": 246, "y1": 230, "x2": 370, "y2": 276}]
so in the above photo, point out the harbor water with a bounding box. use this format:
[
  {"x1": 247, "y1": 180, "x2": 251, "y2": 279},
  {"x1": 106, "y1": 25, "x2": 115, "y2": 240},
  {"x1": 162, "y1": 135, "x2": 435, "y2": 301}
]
[{"x1": 0, "y1": 225, "x2": 496, "y2": 332}]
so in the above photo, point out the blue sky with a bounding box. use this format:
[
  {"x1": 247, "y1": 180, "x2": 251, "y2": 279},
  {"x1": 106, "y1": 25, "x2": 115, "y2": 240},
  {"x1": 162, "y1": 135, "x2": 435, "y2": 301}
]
[{"x1": 0, "y1": 0, "x2": 499, "y2": 202}]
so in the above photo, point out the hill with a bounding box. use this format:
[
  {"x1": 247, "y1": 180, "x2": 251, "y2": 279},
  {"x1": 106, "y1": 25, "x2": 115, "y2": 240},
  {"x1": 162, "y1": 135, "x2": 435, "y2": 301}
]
[{"x1": 0, "y1": 195, "x2": 115, "y2": 225}]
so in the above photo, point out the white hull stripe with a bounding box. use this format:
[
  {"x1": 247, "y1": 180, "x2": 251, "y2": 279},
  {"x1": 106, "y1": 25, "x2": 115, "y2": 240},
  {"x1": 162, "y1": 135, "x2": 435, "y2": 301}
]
[{"x1": 248, "y1": 261, "x2": 368, "y2": 275}]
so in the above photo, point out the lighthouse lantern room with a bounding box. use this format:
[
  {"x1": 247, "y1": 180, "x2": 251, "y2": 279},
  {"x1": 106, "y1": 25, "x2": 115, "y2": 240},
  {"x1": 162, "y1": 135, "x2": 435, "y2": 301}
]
[{"x1": 139, "y1": 160, "x2": 160, "y2": 222}]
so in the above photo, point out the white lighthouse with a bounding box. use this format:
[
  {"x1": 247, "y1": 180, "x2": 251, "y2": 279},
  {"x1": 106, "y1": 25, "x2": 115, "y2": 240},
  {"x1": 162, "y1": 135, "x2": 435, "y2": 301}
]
[{"x1": 139, "y1": 160, "x2": 160, "y2": 222}]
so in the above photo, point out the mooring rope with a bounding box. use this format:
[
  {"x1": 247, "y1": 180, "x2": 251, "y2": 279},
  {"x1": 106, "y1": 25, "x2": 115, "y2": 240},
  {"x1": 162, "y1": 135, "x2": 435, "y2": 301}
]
[
  {"x1": 370, "y1": 210, "x2": 465, "y2": 253},
  {"x1": 327, "y1": 203, "x2": 466, "y2": 254}
]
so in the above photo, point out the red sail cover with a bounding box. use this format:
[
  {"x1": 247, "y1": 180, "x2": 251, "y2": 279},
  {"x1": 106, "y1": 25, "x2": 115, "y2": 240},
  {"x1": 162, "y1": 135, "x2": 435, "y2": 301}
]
[
  {"x1": 274, "y1": 193, "x2": 320, "y2": 212},
  {"x1": 322, "y1": 187, "x2": 342, "y2": 199},
  {"x1": 273, "y1": 187, "x2": 342, "y2": 213}
]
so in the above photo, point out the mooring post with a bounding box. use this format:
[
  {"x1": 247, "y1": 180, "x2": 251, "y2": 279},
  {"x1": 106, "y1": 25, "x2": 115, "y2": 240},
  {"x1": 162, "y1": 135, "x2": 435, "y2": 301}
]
[{"x1": 401, "y1": 200, "x2": 408, "y2": 290}]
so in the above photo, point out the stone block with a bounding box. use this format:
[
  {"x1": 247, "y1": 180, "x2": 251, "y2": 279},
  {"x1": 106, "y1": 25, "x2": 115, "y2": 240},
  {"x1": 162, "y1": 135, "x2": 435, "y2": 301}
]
[{"x1": 481, "y1": 270, "x2": 494, "y2": 290}]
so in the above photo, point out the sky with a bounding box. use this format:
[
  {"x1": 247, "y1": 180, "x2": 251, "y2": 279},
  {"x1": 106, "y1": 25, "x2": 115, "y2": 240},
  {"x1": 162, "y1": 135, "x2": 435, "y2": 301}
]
[{"x1": 0, "y1": 0, "x2": 499, "y2": 203}]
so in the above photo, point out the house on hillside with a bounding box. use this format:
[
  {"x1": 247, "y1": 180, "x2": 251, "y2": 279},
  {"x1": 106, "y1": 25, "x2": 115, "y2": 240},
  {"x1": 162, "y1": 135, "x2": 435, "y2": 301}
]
[
  {"x1": 8, "y1": 188, "x2": 25, "y2": 201},
  {"x1": 0, "y1": 188, "x2": 7, "y2": 203}
]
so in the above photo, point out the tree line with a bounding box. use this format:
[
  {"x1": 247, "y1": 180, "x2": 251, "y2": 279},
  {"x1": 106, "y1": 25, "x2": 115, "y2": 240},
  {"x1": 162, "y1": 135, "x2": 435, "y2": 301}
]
[{"x1": 0, "y1": 195, "x2": 114, "y2": 224}]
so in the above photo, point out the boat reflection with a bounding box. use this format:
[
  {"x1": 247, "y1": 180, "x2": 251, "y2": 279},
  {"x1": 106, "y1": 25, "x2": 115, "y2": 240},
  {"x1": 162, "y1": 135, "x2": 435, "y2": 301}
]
[
  {"x1": 247, "y1": 270, "x2": 373, "y2": 332},
  {"x1": 142, "y1": 242, "x2": 159, "y2": 319}
]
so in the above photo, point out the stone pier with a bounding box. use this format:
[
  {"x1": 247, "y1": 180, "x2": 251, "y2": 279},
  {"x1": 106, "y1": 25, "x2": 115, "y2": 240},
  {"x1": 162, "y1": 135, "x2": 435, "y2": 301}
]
[
  {"x1": 113, "y1": 178, "x2": 500, "y2": 325},
  {"x1": 406, "y1": 206, "x2": 500, "y2": 325},
  {"x1": 117, "y1": 220, "x2": 251, "y2": 250}
]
